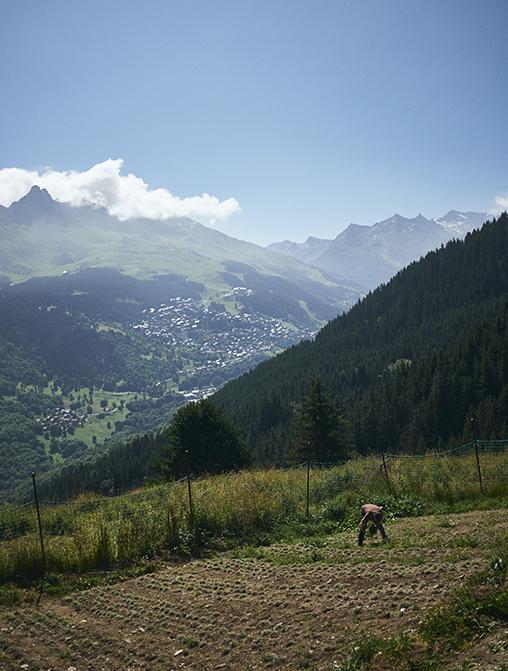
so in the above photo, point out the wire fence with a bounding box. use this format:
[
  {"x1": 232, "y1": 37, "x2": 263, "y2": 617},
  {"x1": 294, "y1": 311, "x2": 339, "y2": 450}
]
[
  {"x1": 0, "y1": 439, "x2": 507, "y2": 586},
  {"x1": 383, "y1": 439, "x2": 508, "y2": 494}
]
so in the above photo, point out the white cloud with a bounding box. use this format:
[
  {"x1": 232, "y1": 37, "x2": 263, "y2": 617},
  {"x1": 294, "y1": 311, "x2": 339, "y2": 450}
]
[
  {"x1": 493, "y1": 193, "x2": 508, "y2": 213},
  {"x1": 0, "y1": 159, "x2": 241, "y2": 224}
]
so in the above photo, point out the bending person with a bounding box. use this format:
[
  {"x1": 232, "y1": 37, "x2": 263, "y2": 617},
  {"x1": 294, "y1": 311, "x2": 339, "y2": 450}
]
[{"x1": 358, "y1": 503, "x2": 387, "y2": 546}]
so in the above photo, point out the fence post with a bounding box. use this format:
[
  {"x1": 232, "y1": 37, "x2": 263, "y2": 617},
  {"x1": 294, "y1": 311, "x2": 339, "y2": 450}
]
[
  {"x1": 470, "y1": 417, "x2": 484, "y2": 495},
  {"x1": 31, "y1": 472, "x2": 46, "y2": 581},
  {"x1": 381, "y1": 452, "x2": 393, "y2": 495},
  {"x1": 306, "y1": 458, "x2": 311, "y2": 518},
  {"x1": 186, "y1": 473, "x2": 194, "y2": 527},
  {"x1": 183, "y1": 449, "x2": 194, "y2": 526}
]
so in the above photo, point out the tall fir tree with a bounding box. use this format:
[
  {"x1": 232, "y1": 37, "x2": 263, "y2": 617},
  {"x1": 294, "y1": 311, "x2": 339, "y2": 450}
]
[
  {"x1": 290, "y1": 378, "x2": 352, "y2": 463},
  {"x1": 157, "y1": 398, "x2": 252, "y2": 478}
]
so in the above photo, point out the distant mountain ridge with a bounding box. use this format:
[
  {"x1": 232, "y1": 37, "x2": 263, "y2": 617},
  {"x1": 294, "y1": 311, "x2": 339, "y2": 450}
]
[
  {"x1": 268, "y1": 236, "x2": 331, "y2": 265},
  {"x1": 434, "y1": 210, "x2": 488, "y2": 237},
  {"x1": 0, "y1": 186, "x2": 363, "y2": 321},
  {"x1": 268, "y1": 210, "x2": 488, "y2": 289}
]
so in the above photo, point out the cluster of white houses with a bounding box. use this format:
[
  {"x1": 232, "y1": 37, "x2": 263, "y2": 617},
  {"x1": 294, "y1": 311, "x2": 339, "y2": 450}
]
[
  {"x1": 134, "y1": 294, "x2": 316, "y2": 386},
  {"x1": 36, "y1": 407, "x2": 85, "y2": 434}
]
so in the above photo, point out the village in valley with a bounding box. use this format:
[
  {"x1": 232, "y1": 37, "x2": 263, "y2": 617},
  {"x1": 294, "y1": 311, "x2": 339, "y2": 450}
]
[
  {"x1": 133, "y1": 290, "x2": 317, "y2": 398},
  {"x1": 34, "y1": 290, "x2": 318, "y2": 443},
  {"x1": 35, "y1": 401, "x2": 120, "y2": 438}
]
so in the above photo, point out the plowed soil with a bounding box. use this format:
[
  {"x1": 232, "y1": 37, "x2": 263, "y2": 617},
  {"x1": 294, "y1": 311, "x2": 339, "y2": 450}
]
[{"x1": 1, "y1": 508, "x2": 507, "y2": 671}]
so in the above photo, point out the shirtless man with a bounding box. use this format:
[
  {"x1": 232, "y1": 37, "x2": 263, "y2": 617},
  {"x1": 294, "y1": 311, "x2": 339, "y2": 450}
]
[{"x1": 358, "y1": 503, "x2": 387, "y2": 546}]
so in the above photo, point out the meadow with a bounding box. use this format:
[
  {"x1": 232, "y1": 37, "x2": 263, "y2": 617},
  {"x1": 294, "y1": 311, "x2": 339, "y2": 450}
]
[
  {"x1": 38, "y1": 386, "x2": 140, "y2": 461},
  {"x1": 1, "y1": 446, "x2": 506, "y2": 585}
]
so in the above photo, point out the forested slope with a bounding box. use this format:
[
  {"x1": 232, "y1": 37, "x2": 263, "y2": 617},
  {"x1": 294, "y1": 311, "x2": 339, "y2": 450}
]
[{"x1": 214, "y1": 214, "x2": 508, "y2": 461}]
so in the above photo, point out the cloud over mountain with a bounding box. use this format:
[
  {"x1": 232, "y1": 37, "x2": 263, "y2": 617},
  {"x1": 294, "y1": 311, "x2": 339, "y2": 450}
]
[
  {"x1": 494, "y1": 192, "x2": 508, "y2": 212},
  {"x1": 0, "y1": 159, "x2": 241, "y2": 224}
]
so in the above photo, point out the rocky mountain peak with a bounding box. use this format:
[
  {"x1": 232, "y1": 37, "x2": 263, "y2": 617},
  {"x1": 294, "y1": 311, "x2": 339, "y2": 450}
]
[
  {"x1": 6, "y1": 185, "x2": 63, "y2": 222},
  {"x1": 15, "y1": 185, "x2": 54, "y2": 205}
]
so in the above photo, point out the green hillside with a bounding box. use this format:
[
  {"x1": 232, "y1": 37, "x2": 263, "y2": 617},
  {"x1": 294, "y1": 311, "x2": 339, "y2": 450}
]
[
  {"x1": 0, "y1": 267, "x2": 306, "y2": 499},
  {"x1": 2, "y1": 450, "x2": 507, "y2": 583},
  {"x1": 0, "y1": 187, "x2": 361, "y2": 302}
]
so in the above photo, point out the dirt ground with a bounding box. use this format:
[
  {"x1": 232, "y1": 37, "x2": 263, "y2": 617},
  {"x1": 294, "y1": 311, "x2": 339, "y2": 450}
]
[{"x1": 1, "y1": 508, "x2": 507, "y2": 671}]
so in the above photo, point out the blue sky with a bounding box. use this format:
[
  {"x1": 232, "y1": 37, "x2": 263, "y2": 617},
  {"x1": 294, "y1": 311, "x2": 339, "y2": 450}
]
[{"x1": 1, "y1": 0, "x2": 507, "y2": 245}]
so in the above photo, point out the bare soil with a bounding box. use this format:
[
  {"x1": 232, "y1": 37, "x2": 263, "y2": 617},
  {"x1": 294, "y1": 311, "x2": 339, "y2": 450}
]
[{"x1": 1, "y1": 508, "x2": 507, "y2": 671}]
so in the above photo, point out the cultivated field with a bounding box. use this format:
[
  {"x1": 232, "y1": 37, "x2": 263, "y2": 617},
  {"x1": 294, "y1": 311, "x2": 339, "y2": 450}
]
[{"x1": 1, "y1": 507, "x2": 507, "y2": 671}]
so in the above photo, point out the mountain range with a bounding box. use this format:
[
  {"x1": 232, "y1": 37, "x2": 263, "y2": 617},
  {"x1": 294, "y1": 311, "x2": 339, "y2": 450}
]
[
  {"x1": 0, "y1": 186, "x2": 360, "y2": 313},
  {"x1": 268, "y1": 211, "x2": 488, "y2": 289}
]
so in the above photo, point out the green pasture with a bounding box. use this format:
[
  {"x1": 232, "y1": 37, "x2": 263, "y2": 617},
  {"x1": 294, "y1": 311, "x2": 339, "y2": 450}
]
[{"x1": 39, "y1": 386, "x2": 140, "y2": 459}]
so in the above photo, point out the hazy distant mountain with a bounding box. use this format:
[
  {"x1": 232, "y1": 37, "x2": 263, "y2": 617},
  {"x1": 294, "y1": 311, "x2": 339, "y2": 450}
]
[
  {"x1": 268, "y1": 236, "x2": 330, "y2": 266},
  {"x1": 434, "y1": 210, "x2": 488, "y2": 237},
  {"x1": 0, "y1": 186, "x2": 362, "y2": 318},
  {"x1": 268, "y1": 210, "x2": 487, "y2": 289},
  {"x1": 315, "y1": 213, "x2": 453, "y2": 288}
]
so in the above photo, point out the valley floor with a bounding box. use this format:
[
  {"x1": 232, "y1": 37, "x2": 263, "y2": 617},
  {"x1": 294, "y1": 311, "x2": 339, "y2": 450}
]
[{"x1": 1, "y1": 508, "x2": 507, "y2": 670}]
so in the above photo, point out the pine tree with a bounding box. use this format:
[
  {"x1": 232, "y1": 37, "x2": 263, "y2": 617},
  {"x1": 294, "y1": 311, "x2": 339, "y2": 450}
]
[
  {"x1": 290, "y1": 378, "x2": 352, "y2": 463},
  {"x1": 157, "y1": 399, "x2": 252, "y2": 478}
]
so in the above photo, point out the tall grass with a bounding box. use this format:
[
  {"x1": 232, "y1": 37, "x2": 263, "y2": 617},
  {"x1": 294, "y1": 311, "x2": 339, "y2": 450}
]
[{"x1": 0, "y1": 450, "x2": 506, "y2": 583}]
